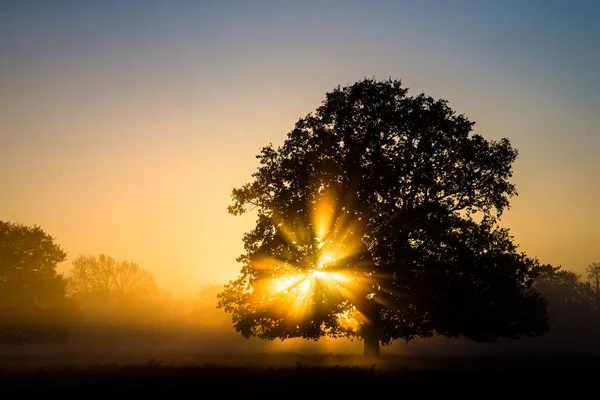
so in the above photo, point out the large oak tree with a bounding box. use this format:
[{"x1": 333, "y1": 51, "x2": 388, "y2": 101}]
[{"x1": 218, "y1": 78, "x2": 548, "y2": 358}]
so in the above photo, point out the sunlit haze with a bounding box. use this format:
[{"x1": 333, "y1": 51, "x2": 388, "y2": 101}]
[
  {"x1": 1, "y1": 0, "x2": 598, "y2": 299},
  {"x1": 251, "y1": 186, "x2": 371, "y2": 325}
]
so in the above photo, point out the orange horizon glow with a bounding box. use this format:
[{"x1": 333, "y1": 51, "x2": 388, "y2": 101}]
[{"x1": 1, "y1": 2, "x2": 598, "y2": 302}]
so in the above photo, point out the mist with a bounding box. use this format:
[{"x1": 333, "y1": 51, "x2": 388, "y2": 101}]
[{"x1": 3, "y1": 254, "x2": 600, "y2": 371}]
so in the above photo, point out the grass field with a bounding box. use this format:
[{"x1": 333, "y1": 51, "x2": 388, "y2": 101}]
[{"x1": 1, "y1": 352, "x2": 597, "y2": 395}]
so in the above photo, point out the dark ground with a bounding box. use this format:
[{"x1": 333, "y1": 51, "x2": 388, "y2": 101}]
[{"x1": 1, "y1": 353, "x2": 597, "y2": 395}]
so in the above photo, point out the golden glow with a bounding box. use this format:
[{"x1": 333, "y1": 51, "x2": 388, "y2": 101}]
[
  {"x1": 311, "y1": 186, "x2": 336, "y2": 240},
  {"x1": 249, "y1": 185, "x2": 375, "y2": 326},
  {"x1": 1, "y1": 3, "x2": 598, "y2": 303}
]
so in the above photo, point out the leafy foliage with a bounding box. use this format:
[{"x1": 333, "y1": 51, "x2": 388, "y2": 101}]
[
  {"x1": 218, "y1": 78, "x2": 548, "y2": 349},
  {"x1": 0, "y1": 220, "x2": 80, "y2": 344}
]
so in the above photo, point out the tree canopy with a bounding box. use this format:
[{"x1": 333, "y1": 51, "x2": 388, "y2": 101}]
[
  {"x1": 0, "y1": 220, "x2": 80, "y2": 344},
  {"x1": 218, "y1": 78, "x2": 548, "y2": 358}
]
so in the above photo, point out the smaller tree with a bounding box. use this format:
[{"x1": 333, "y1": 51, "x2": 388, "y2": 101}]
[
  {"x1": 0, "y1": 221, "x2": 80, "y2": 344},
  {"x1": 535, "y1": 265, "x2": 589, "y2": 308},
  {"x1": 68, "y1": 254, "x2": 161, "y2": 323},
  {"x1": 69, "y1": 254, "x2": 158, "y2": 298},
  {"x1": 533, "y1": 264, "x2": 600, "y2": 349},
  {"x1": 587, "y1": 262, "x2": 600, "y2": 312}
]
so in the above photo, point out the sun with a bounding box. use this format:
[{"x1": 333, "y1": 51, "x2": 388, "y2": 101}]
[{"x1": 249, "y1": 184, "x2": 374, "y2": 326}]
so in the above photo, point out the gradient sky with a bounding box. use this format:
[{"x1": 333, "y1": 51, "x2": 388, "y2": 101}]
[{"x1": 1, "y1": 0, "x2": 598, "y2": 297}]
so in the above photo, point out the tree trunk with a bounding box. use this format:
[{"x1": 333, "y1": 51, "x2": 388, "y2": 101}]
[
  {"x1": 363, "y1": 323, "x2": 381, "y2": 360},
  {"x1": 360, "y1": 293, "x2": 382, "y2": 360}
]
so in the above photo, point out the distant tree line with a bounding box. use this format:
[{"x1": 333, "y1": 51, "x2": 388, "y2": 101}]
[
  {"x1": 0, "y1": 220, "x2": 227, "y2": 344},
  {"x1": 1, "y1": 219, "x2": 598, "y2": 348},
  {"x1": 535, "y1": 263, "x2": 600, "y2": 321}
]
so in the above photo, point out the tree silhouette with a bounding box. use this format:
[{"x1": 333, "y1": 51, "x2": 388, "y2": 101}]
[
  {"x1": 218, "y1": 78, "x2": 548, "y2": 359},
  {"x1": 0, "y1": 221, "x2": 80, "y2": 344},
  {"x1": 69, "y1": 254, "x2": 158, "y2": 298},
  {"x1": 533, "y1": 264, "x2": 600, "y2": 349},
  {"x1": 68, "y1": 254, "x2": 160, "y2": 323},
  {"x1": 535, "y1": 264, "x2": 593, "y2": 315},
  {"x1": 587, "y1": 262, "x2": 600, "y2": 312}
]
